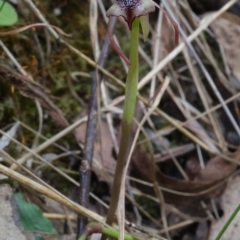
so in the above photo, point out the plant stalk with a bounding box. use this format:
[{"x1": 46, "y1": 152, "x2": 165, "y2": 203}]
[
  {"x1": 105, "y1": 18, "x2": 139, "y2": 225},
  {"x1": 78, "y1": 222, "x2": 138, "y2": 240}
]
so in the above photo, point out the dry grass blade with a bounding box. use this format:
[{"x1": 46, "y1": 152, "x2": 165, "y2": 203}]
[
  {"x1": 10, "y1": 116, "x2": 87, "y2": 170},
  {"x1": 0, "y1": 164, "x2": 103, "y2": 223},
  {"x1": 0, "y1": 65, "x2": 69, "y2": 127},
  {"x1": 138, "y1": 0, "x2": 239, "y2": 90},
  {"x1": 23, "y1": 0, "x2": 59, "y2": 39},
  {"x1": 0, "y1": 23, "x2": 71, "y2": 37},
  {"x1": 0, "y1": 129, "x2": 79, "y2": 186}
]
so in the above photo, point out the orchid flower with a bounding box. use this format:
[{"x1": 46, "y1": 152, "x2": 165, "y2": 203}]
[{"x1": 106, "y1": 0, "x2": 179, "y2": 65}]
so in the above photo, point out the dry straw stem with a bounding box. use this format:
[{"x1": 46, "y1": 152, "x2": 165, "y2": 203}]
[
  {"x1": 138, "y1": 95, "x2": 240, "y2": 165},
  {"x1": 0, "y1": 38, "x2": 45, "y2": 168},
  {"x1": 0, "y1": 129, "x2": 79, "y2": 186},
  {"x1": 0, "y1": 41, "x2": 26, "y2": 75},
  {"x1": 43, "y1": 213, "x2": 77, "y2": 221},
  {"x1": 138, "y1": 0, "x2": 239, "y2": 90},
  {"x1": 23, "y1": 0, "x2": 59, "y2": 39},
  {"x1": 0, "y1": 164, "x2": 104, "y2": 223},
  {"x1": 1, "y1": 148, "x2": 108, "y2": 221},
  {"x1": 10, "y1": 116, "x2": 87, "y2": 170},
  {"x1": 3, "y1": 121, "x2": 109, "y2": 209},
  {"x1": 163, "y1": 0, "x2": 240, "y2": 138}
]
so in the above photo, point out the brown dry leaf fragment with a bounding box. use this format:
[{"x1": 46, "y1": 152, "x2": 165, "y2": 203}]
[
  {"x1": 208, "y1": 175, "x2": 240, "y2": 240},
  {"x1": 209, "y1": 13, "x2": 240, "y2": 82},
  {"x1": 193, "y1": 155, "x2": 237, "y2": 199},
  {"x1": 195, "y1": 156, "x2": 236, "y2": 183},
  {"x1": 0, "y1": 184, "x2": 26, "y2": 240},
  {"x1": 185, "y1": 154, "x2": 201, "y2": 180},
  {"x1": 0, "y1": 65, "x2": 69, "y2": 127},
  {"x1": 74, "y1": 115, "x2": 115, "y2": 183},
  {"x1": 132, "y1": 144, "x2": 239, "y2": 216}
]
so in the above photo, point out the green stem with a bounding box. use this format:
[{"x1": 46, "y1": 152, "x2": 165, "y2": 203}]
[
  {"x1": 102, "y1": 227, "x2": 138, "y2": 240},
  {"x1": 215, "y1": 203, "x2": 240, "y2": 240},
  {"x1": 106, "y1": 18, "x2": 139, "y2": 225},
  {"x1": 78, "y1": 233, "x2": 87, "y2": 240},
  {"x1": 78, "y1": 223, "x2": 138, "y2": 240}
]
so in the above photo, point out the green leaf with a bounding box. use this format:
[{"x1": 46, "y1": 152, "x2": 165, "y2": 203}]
[
  {"x1": 139, "y1": 15, "x2": 150, "y2": 42},
  {"x1": 14, "y1": 193, "x2": 57, "y2": 234},
  {"x1": 34, "y1": 236, "x2": 45, "y2": 240},
  {"x1": 0, "y1": 0, "x2": 18, "y2": 26}
]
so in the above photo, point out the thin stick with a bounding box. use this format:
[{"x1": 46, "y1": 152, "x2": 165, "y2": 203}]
[
  {"x1": 77, "y1": 73, "x2": 98, "y2": 236},
  {"x1": 77, "y1": 17, "x2": 117, "y2": 236}
]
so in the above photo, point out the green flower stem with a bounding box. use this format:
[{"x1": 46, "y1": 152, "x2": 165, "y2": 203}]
[
  {"x1": 78, "y1": 233, "x2": 87, "y2": 240},
  {"x1": 78, "y1": 223, "x2": 138, "y2": 240},
  {"x1": 102, "y1": 227, "x2": 138, "y2": 240},
  {"x1": 215, "y1": 203, "x2": 240, "y2": 240},
  {"x1": 106, "y1": 18, "x2": 140, "y2": 225}
]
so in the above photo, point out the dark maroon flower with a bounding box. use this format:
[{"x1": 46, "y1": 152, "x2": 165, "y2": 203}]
[
  {"x1": 106, "y1": 0, "x2": 179, "y2": 65},
  {"x1": 107, "y1": 0, "x2": 155, "y2": 30}
]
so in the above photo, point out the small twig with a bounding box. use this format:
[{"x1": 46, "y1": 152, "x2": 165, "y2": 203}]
[
  {"x1": 77, "y1": 72, "x2": 98, "y2": 236},
  {"x1": 77, "y1": 17, "x2": 117, "y2": 237}
]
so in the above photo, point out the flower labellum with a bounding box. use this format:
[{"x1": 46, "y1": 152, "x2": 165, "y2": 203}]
[
  {"x1": 106, "y1": 0, "x2": 179, "y2": 65},
  {"x1": 106, "y1": 0, "x2": 155, "y2": 30}
]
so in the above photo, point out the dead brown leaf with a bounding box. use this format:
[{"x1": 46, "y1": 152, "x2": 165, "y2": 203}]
[
  {"x1": 132, "y1": 144, "x2": 237, "y2": 218},
  {"x1": 185, "y1": 154, "x2": 201, "y2": 180},
  {"x1": 0, "y1": 65, "x2": 69, "y2": 127},
  {"x1": 195, "y1": 156, "x2": 236, "y2": 183},
  {"x1": 209, "y1": 13, "x2": 240, "y2": 82},
  {"x1": 133, "y1": 141, "x2": 240, "y2": 216},
  {"x1": 74, "y1": 113, "x2": 116, "y2": 183}
]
